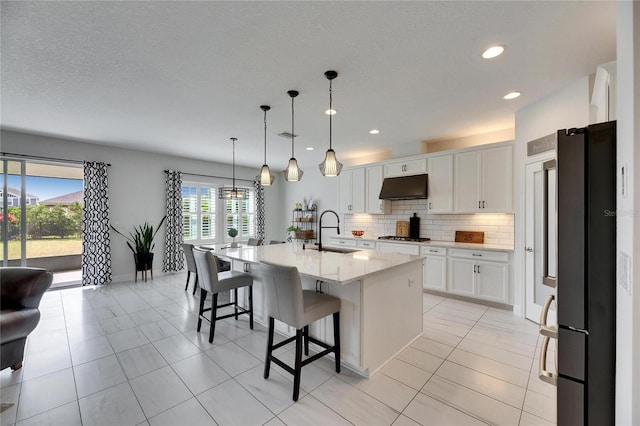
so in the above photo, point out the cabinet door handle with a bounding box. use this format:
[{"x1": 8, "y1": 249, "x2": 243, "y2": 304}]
[
  {"x1": 428, "y1": 202, "x2": 432, "y2": 209},
  {"x1": 478, "y1": 201, "x2": 481, "y2": 209},
  {"x1": 473, "y1": 265, "x2": 477, "y2": 273},
  {"x1": 477, "y1": 265, "x2": 480, "y2": 273},
  {"x1": 472, "y1": 253, "x2": 482, "y2": 257},
  {"x1": 429, "y1": 249, "x2": 439, "y2": 253},
  {"x1": 243, "y1": 262, "x2": 250, "y2": 273},
  {"x1": 482, "y1": 201, "x2": 485, "y2": 208}
]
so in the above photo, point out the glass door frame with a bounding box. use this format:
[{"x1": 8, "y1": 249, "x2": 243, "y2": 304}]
[{"x1": 1, "y1": 158, "x2": 27, "y2": 266}]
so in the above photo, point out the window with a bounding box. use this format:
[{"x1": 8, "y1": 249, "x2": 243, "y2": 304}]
[
  {"x1": 182, "y1": 184, "x2": 216, "y2": 241},
  {"x1": 182, "y1": 181, "x2": 255, "y2": 243},
  {"x1": 225, "y1": 188, "x2": 255, "y2": 241}
]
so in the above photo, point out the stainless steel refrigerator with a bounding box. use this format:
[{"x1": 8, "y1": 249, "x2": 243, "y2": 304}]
[{"x1": 556, "y1": 121, "x2": 616, "y2": 425}]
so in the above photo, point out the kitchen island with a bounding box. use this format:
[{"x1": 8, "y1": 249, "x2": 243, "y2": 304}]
[{"x1": 201, "y1": 243, "x2": 424, "y2": 377}]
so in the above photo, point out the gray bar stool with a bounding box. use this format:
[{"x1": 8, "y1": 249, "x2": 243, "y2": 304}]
[
  {"x1": 260, "y1": 261, "x2": 340, "y2": 401},
  {"x1": 193, "y1": 248, "x2": 254, "y2": 343},
  {"x1": 182, "y1": 243, "x2": 199, "y2": 295},
  {"x1": 247, "y1": 238, "x2": 263, "y2": 246}
]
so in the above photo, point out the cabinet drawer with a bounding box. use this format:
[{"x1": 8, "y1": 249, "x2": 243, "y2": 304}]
[
  {"x1": 357, "y1": 240, "x2": 376, "y2": 249},
  {"x1": 421, "y1": 246, "x2": 447, "y2": 256},
  {"x1": 377, "y1": 242, "x2": 420, "y2": 255},
  {"x1": 449, "y1": 248, "x2": 509, "y2": 262},
  {"x1": 328, "y1": 238, "x2": 357, "y2": 247}
]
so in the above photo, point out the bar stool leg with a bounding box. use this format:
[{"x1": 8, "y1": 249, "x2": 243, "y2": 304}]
[
  {"x1": 209, "y1": 293, "x2": 218, "y2": 343},
  {"x1": 264, "y1": 317, "x2": 274, "y2": 379},
  {"x1": 192, "y1": 274, "x2": 198, "y2": 295},
  {"x1": 333, "y1": 312, "x2": 341, "y2": 373},
  {"x1": 197, "y1": 288, "x2": 206, "y2": 332},
  {"x1": 293, "y1": 329, "x2": 303, "y2": 401},
  {"x1": 248, "y1": 286, "x2": 254, "y2": 329},
  {"x1": 303, "y1": 325, "x2": 310, "y2": 356},
  {"x1": 234, "y1": 289, "x2": 239, "y2": 320},
  {"x1": 185, "y1": 271, "x2": 191, "y2": 291}
]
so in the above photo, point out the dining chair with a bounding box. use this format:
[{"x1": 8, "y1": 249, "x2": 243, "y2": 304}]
[{"x1": 247, "y1": 238, "x2": 263, "y2": 246}]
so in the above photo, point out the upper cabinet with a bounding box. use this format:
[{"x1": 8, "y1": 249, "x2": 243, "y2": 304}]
[
  {"x1": 454, "y1": 145, "x2": 513, "y2": 213},
  {"x1": 384, "y1": 158, "x2": 427, "y2": 177},
  {"x1": 426, "y1": 155, "x2": 453, "y2": 214},
  {"x1": 338, "y1": 167, "x2": 365, "y2": 213},
  {"x1": 365, "y1": 165, "x2": 391, "y2": 214}
]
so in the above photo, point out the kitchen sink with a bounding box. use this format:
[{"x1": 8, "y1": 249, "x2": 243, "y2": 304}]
[{"x1": 309, "y1": 246, "x2": 361, "y2": 254}]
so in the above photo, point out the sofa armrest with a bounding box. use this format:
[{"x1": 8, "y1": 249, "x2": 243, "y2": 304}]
[{"x1": 0, "y1": 267, "x2": 53, "y2": 310}]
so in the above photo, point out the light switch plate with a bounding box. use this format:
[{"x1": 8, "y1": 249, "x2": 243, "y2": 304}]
[{"x1": 618, "y1": 251, "x2": 631, "y2": 295}]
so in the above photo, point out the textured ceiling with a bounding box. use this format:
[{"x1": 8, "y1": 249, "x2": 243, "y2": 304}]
[{"x1": 1, "y1": 1, "x2": 616, "y2": 168}]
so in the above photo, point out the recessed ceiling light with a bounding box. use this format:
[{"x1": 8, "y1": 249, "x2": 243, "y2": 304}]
[
  {"x1": 325, "y1": 109, "x2": 337, "y2": 115},
  {"x1": 369, "y1": 129, "x2": 380, "y2": 134},
  {"x1": 503, "y1": 91, "x2": 521, "y2": 100},
  {"x1": 482, "y1": 45, "x2": 504, "y2": 59},
  {"x1": 306, "y1": 146, "x2": 314, "y2": 151}
]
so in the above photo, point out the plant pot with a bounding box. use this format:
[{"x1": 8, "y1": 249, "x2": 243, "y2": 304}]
[
  {"x1": 230, "y1": 242, "x2": 238, "y2": 248},
  {"x1": 134, "y1": 252, "x2": 154, "y2": 271}
]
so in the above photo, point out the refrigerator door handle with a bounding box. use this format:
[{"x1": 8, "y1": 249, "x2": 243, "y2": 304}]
[
  {"x1": 538, "y1": 335, "x2": 558, "y2": 386},
  {"x1": 539, "y1": 294, "x2": 558, "y2": 339}
]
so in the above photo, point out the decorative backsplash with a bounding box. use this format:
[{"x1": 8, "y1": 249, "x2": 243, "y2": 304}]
[{"x1": 344, "y1": 200, "x2": 514, "y2": 246}]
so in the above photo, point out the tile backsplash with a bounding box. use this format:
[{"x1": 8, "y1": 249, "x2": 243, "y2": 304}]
[{"x1": 344, "y1": 200, "x2": 514, "y2": 246}]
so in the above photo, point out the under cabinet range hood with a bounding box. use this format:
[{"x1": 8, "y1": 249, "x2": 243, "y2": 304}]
[{"x1": 378, "y1": 174, "x2": 428, "y2": 200}]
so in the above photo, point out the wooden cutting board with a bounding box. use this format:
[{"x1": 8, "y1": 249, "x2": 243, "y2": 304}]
[
  {"x1": 396, "y1": 221, "x2": 410, "y2": 237},
  {"x1": 455, "y1": 231, "x2": 485, "y2": 244}
]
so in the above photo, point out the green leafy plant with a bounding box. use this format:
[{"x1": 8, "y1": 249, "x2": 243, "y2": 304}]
[
  {"x1": 111, "y1": 216, "x2": 166, "y2": 255},
  {"x1": 286, "y1": 225, "x2": 300, "y2": 233},
  {"x1": 228, "y1": 228, "x2": 238, "y2": 238}
]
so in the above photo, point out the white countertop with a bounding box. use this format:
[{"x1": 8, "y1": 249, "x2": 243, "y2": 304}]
[
  {"x1": 332, "y1": 236, "x2": 514, "y2": 252},
  {"x1": 199, "y1": 243, "x2": 424, "y2": 285}
]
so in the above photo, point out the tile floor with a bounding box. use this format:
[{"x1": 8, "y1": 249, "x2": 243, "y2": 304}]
[{"x1": 1, "y1": 273, "x2": 557, "y2": 426}]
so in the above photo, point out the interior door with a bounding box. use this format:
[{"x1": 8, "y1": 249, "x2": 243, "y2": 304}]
[{"x1": 525, "y1": 159, "x2": 557, "y2": 323}]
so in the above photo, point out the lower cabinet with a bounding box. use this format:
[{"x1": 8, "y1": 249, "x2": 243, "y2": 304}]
[
  {"x1": 447, "y1": 249, "x2": 510, "y2": 304},
  {"x1": 421, "y1": 246, "x2": 447, "y2": 292}
]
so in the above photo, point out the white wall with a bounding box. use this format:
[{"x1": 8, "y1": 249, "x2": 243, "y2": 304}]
[
  {"x1": 615, "y1": 1, "x2": 640, "y2": 423},
  {"x1": 513, "y1": 77, "x2": 591, "y2": 317},
  {"x1": 1, "y1": 130, "x2": 284, "y2": 280}
]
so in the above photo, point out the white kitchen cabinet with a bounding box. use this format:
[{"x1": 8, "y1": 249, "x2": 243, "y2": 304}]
[
  {"x1": 426, "y1": 155, "x2": 453, "y2": 214},
  {"x1": 453, "y1": 145, "x2": 513, "y2": 213},
  {"x1": 384, "y1": 158, "x2": 427, "y2": 177},
  {"x1": 376, "y1": 242, "x2": 420, "y2": 255},
  {"x1": 365, "y1": 165, "x2": 391, "y2": 214},
  {"x1": 356, "y1": 240, "x2": 376, "y2": 249},
  {"x1": 421, "y1": 246, "x2": 447, "y2": 291},
  {"x1": 447, "y1": 248, "x2": 510, "y2": 304},
  {"x1": 338, "y1": 167, "x2": 365, "y2": 213},
  {"x1": 327, "y1": 237, "x2": 357, "y2": 247}
]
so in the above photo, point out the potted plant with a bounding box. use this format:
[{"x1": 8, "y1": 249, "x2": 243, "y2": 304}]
[
  {"x1": 228, "y1": 227, "x2": 239, "y2": 247},
  {"x1": 111, "y1": 216, "x2": 166, "y2": 279},
  {"x1": 286, "y1": 225, "x2": 300, "y2": 241}
]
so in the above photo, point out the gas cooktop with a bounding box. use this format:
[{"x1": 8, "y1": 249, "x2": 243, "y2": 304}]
[{"x1": 378, "y1": 236, "x2": 431, "y2": 242}]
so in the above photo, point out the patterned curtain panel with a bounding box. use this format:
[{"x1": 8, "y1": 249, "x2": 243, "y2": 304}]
[
  {"x1": 254, "y1": 179, "x2": 266, "y2": 240},
  {"x1": 163, "y1": 170, "x2": 184, "y2": 272},
  {"x1": 82, "y1": 161, "x2": 112, "y2": 286}
]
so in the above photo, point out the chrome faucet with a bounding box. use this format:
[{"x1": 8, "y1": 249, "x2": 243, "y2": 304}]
[{"x1": 318, "y1": 210, "x2": 340, "y2": 251}]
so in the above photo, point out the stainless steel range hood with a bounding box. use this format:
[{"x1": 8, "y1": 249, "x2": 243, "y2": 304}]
[{"x1": 378, "y1": 174, "x2": 428, "y2": 200}]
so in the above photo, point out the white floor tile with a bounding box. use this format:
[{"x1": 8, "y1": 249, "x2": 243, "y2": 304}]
[
  {"x1": 421, "y1": 326, "x2": 463, "y2": 347},
  {"x1": 421, "y1": 375, "x2": 521, "y2": 426},
  {"x1": 397, "y1": 347, "x2": 445, "y2": 373},
  {"x1": 447, "y1": 348, "x2": 530, "y2": 388},
  {"x1": 236, "y1": 365, "x2": 300, "y2": 414},
  {"x1": 152, "y1": 333, "x2": 201, "y2": 363},
  {"x1": 170, "y1": 353, "x2": 231, "y2": 395},
  {"x1": 15, "y1": 401, "x2": 81, "y2": 426},
  {"x1": 338, "y1": 369, "x2": 419, "y2": 413},
  {"x1": 519, "y1": 410, "x2": 555, "y2": 426},
  {"x1": 73, "y1": 354, "x2": 127, "y2": 398},
  {"x1": 22, "y1": 346, "x2": 72, "y2": 381},
  {"x1": 116, "y1": 343, "x2": 168, "y2": 379},
  {"x1": 138, "y1": 319, "x2": 181, "y2": 342},
  {"x1": 130, "y1": 366, "x2": 193, "y2": 418},
  {"x1": 99, "y1": 314, "x2": 136, "y2": 334},
  {"x1": 410, "y1": 336, "x2": 455, "y2": 359},
  {"x1": 205, "y1": 341, "x2": 261, "y2": 377},
  {"x1": 435, "y1": 361, "x2": 526, "y2": 409},
  {"x1": 312, "y1": 376, "x2": 400, "y2": 426},
  {"x1": 278, "y1": 394, "x2": 351, "y2": 426},
  {"x1": 0, "y1": 366, "x2": 23, "y2": 388},
  {"x1": 107, "y1": 327, "x2": 150, "y2": 353},
  {"x1": 69, "y1": 335, "x2": 114, "y2": 366},
  {"x1": 1, "y1": 383, "x2": 20, "y2": 426},
  {"x1": 403, "y1": 391, "x2": 486, "y2": 426},
  {"x1": 78, "y1": 382, "x2": 146, "y2": 426},
  {"x1": 197, "y1": 379, "x2": 274, "y2": 426},
  {"x1": 392, "y1": 414, "x2": 422, "y2": 426},
  {"x1": 25, "y1": 328, "x2": 68, "y2": 356},
  {"x1": 522, "y1": 389, "x2": 556, "y2": 423},
  {"x1": 129, "y1": 308, "x2": 165, "y2": 326},
  {"x1": 380, "y1": 358, "x2": 432, "y2": 390},
  {"x1": 457, "y1": 337, "x2": 534, "y2": 370},
  {"x1": 17, "y1": 369, "x2": 77, "y2": 421},
  {"x1": 148, "y1": 398, "x2": 216, "y2": 426}
]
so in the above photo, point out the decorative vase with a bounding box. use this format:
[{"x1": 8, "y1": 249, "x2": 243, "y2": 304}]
[{"x1": 230, "y1": 241, "x2": 238, "y2": 248}]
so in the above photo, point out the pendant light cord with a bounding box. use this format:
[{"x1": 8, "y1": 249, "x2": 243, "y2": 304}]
[
  {"x1": 291, "y1": 95, "x2": 295, "y2": 158},
  {"x1": 263, "y1": 109, "x2": 268, "y2": 163},
  {"x1": 231, "y1": 137, "x2": 237, "y2": 191},
  {"x1": 329, "y1": 79, "x2": 333, "y2": 150}
]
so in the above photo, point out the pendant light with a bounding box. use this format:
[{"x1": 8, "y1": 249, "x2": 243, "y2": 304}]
[
  {"x1": 319, "y1": 70, "x2": 343, "y2": 177},
  {"x1": 218, "y1": 137, "x2": 249, "y2": 199},
  {"x1": 283, "y1": 90, "x2": 303, "y2": 182},
  {"x1": 257, "y1": 105, "x2": 274, "y2": 186}
]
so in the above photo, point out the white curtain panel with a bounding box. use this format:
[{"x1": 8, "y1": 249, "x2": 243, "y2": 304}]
[
  {"x1": 82, "y1": 161, "x2": 112, "y2": 285},
  {"x1": 162, "y1": 170, "x2": 184, "y2": 272}
]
